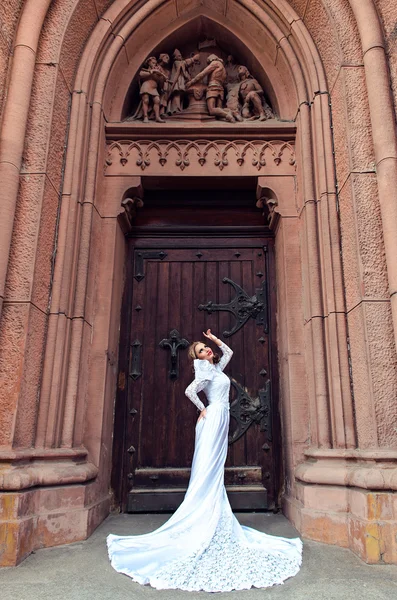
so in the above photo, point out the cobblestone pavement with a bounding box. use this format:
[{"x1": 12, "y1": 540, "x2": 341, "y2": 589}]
[{"x1": 1, "y1": 512, "x2": 396, "y2": 600}]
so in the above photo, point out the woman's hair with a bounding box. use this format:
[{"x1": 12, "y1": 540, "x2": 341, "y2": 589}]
[{"x1": 188, "y1": 341, "x2": 220, "y2": 365}]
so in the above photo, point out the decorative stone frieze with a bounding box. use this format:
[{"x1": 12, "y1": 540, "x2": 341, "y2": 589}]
[{"x1": 105, "y1": 138, "x2": 295, "y2": 177}]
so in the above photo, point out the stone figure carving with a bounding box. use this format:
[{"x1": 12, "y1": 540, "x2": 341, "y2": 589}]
[
  {"x1": 167, "y1": 49, "x2": 200, "y2": 114},
  {"x1": 186, "y1": 54, "x2": 236, "y2": 123},
  {"x1": 158, "y1": 53, "x2": 171, "y2": 117},
  {"x1": 127, "y1": 43, "x2": 276, "y2": 123},
  {"x1": 238, "y1": 66, "x2": 274, "y2": 121},
  {"x1": 225, "y1": 55, "x2": 243, "y2": 122},
  {"x1": 138, "y1": 56, "x2": 167, "y2": 123}
]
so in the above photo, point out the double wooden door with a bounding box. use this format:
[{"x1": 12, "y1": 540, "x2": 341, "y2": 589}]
[{"x1": 113, "y1": 236, "x2": 280, "y2": 512}]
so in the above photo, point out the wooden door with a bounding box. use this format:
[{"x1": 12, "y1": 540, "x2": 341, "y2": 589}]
[{"x1": 112, "y1": 237, "x2": 280, "y2": 512}]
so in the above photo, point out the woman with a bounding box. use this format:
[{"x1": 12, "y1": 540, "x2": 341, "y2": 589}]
[{"x1": 107, "y1": 330, "x2": 302, "y2": 592}]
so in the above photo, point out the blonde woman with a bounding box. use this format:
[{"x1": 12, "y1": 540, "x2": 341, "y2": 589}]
[{"x1": 107, "y1": 329, "x2": 302, "y2": 591}]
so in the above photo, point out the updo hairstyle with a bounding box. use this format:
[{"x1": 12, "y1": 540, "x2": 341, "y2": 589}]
[{"x1": 187, "y1": 341, "x2": 220, "y2": 367}]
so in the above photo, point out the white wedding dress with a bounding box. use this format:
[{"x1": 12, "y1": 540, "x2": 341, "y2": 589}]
[{"x1": 107, "y1": 341, "x2": 302, "y2": 592}]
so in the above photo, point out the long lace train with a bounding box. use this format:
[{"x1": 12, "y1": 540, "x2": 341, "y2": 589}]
[{"x1": 107, "y1": 342, "x2": 302, "y2": 591}]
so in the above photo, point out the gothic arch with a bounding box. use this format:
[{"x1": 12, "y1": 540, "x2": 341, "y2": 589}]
[{"x1": 1, "y1": 0, "x2": 397, "y2": 566}]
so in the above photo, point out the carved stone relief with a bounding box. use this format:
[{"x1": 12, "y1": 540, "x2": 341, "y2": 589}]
[{"x1": 125, "y1": 39, "x2": 276, "y2": 124}]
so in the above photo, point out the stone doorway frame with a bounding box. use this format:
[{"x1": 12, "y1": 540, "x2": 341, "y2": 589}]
[{"x1": 1, "y1": 0, "x2": 397, "y2": 566}]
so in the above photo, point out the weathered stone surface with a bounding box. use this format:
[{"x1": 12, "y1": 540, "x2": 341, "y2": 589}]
[
  {"x1": 348, "y1": 300, "x2": 397, "y2": 448},
  {"x1": 347, "y1": 302, "x2": 378, "y2": 449},
  {"x1": 0, "y1": 303, "x2": 29, "y2": 446},
  {"x1": 363, "y1": 301, "x2": 397, "y2": 448},
  {"x1": 339, "y1": 173, "x2": 389, "y2": 311},
  {"x1": 46, "y1": 70, "x2": 71, "y2": 192},
  {"x1": 0, "y1": 0, "x2": 24, "y2": 47},
  {"x1": 343, "y1": 67, "x2": 375, "y2": 173},
  {"x1": 331, "y1": 67, "x2": 375, "y2": 191},
  {"x1": 286, "y1": 0, "x2": 308, "y2": 18},
  {"x1": 330, "y1": 72, "x2": 350, "y2": 190},
  {"x1": 0, "y1": 30, "x2": 10, "y2": 118},
  {"x1": 349, "y1": 173, "x2": 388, "y2": 299},
  {"x1": 202, "y1": 0, "x2": 227, "y2": 14},
  {"x1": 59, "y1": 0, "x2": 100, "y2": 89},
  {"x1": 375, "y1": 0, "x2": 397, "y2": 114},
  {"x1": 338, "y1": 177, "x2": 361, "y2": 310},
  {"x1": 13, "y1": 305, "x2": 47, "y2": 448},
  {"x1": 325, "y1": 0, "x2": 362, "y2": 64},
  {"x1": 304, "y1": 0, "x2": 342, "y2": 90},
  {"x1": 22, "y1": 64, "x2": 58, "y2": 175},
  {"x1": 4, "y1": 175, "x2": 45, "y2": 304},
  {"x1": 93, "y1": 0, "x2": 114, "y2": 18},
  {"x1": 31, "y1": 178, "x2": 60, "y2": 313}
]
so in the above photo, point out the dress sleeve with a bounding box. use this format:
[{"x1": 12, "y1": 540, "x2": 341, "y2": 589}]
[
  {"x1": 184, "y1": 360, "x2": 214, "y2": 412},
  {"x1": 217, "y1": 341, "x2": 233, "y2": 371}
]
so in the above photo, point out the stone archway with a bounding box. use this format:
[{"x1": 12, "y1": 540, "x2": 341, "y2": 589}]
[{"x1": 1, "y1": 0, "x2": 397, "y2": 567}]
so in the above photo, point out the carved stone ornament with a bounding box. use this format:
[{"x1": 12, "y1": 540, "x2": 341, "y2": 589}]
[
  {"x1": 118, "y1": 196, "x2": 144, "y2": 234},
  {"x1": 228, "y1": 378, "x2": 272, "y2": 444},
  {"x1": 124, "y1": 39, "x2": 276, "y2": 124},
  {"x1": 198, "y1": 277, "x2": 268, "y2": 337},
  {"x1": 256, "y1": 195, "x2": 279, "y2": 229},
  {"x1": 105, "y1": 139, "x2": 296, "y2": 177}
]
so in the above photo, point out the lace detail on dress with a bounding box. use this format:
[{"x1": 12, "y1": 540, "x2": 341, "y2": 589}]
[
  {"x1": 152, "y1": 511, "x2": 302, "y2": 592},
  {"x1": 184, "y1": 359, "x2": 215, "y2": 411},
  {"x1": 218, "y1": 341, "x2": 233, "y2": 371}
]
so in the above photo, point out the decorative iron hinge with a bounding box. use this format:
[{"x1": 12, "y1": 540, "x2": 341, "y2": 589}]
[
  {"x1": 198, "y1": 277, "x2": 268, "y2": 337},
  {"x1": 228, "y1": 378, "x2": 272, "y2": 444}
]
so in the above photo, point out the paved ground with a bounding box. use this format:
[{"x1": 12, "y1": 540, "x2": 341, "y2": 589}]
[{"x1": 1, "y1": 512, "x2": 396, "y2": 599}]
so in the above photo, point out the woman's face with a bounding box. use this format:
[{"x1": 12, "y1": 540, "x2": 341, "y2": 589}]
[{"x1": 194, "y1": 342, "x2": 213, "y2": 361}]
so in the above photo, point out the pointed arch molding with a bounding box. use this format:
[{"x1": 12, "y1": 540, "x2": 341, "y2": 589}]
[
  {"x1": 36, "y1": 0, "x2": 354, "y2": 460},
  {"x1": 2, "y1": 0, "x2": 397, "y2": 565}
]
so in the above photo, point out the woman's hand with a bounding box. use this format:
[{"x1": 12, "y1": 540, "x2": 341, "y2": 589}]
[
  {"x1": 197, "y1": 408, "x2": 207, "y2": 423},
  {"x1": 202, "y1": 329, "x2": 221, "y2": 346}
]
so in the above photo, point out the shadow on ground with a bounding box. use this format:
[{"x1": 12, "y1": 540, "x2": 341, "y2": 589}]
[{"x1": 1, "y1": 513, "x2": 396, "y2": 599}]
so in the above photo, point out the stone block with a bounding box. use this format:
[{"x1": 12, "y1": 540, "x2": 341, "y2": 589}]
[
  {"x1": 0, "y1": 0, "x2": 24, "y2": 47},
  {"x1": 348, "y1": 517, "x2": 382, "y2": 563},
  {"x1": 46, "y1": 70, "x2": 71, "y2": 192},
  {"x1": 93, "y1": 0, "x2": 114, "y2": 18},
  {"x1": 59, "y1": 0, "x2": 98, "y2": 89},
  {"x1": 0, "y1": 303, "x2": 30, "y2": 446},
  {"x1": 13, "y1": 305, "x2": 47, "y2": 447},
  {"x1": 102, "y1": 45, "x2": 129, "y2": 121},
  {"x1": 21, "y1": 63, "x2": 58, "y2": 175},
  {"x1": 338, "y1": 177, "x2": 361, "y2": 310},
  {"x1": 0, "y1": 29, "x2": 10, "y2": 117},
  {"x1": 363, "y1": 301, "x2": 397, "y2": 447},
  {"x1": 286, "y1": 0, "x2": 308, "y2": 18},
  {"x1": 36, "y1": 486, "x2": 86, "y2": 513},
  {"x1": 341, "y1": 173, "x2": 388, "y2": 306},
  {"x1": 347, "y1": 302, "x2": 378, "y2": 448},
  {"x1": 31, "y1": 177, "x2": 60, "y2": 313},
  {"x1": 331, "y1": 73, "x2": 351, "y2": 191},
  {"x1": 36, "y1": 508, "x2": 88, "y2": 549},
  {"x1": 298, "y1": 483, "x2": 348, "y2": 512},
  {"x1": 324, "y1": 0, "x2": 362, "y2": 64},
  {"x1": 348, "y1": 300, "x2": 397, "y2": 448},
  {"x1": 202, "y1": 0, "x2": 227, "y2": 15},
  {"x1": 300, "y1": 507, "x2": 349, "y2": 546},
  {"x1": 4, "y1": 174, "x2": 46, "y2": 303},
  {"x1": 343, "y1": 67, "x2": 375, "y2": 174},
  {"x1": 304, "y1": 0, "x2": 342, "y2": 90},
  {"x1": 0, "y1": 517, "x2": 35, "y2": 566}
]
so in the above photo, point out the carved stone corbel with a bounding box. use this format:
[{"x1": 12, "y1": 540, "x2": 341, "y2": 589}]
[
  {"x1": 118, "y1": 196, "x2": 144, "y2": 234},
  {"x1": 256, "y1": 195, "x2": 279, "y2": 230}
]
